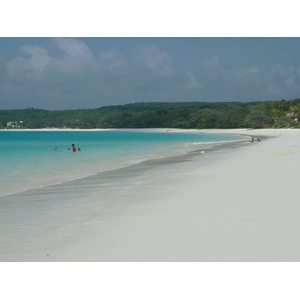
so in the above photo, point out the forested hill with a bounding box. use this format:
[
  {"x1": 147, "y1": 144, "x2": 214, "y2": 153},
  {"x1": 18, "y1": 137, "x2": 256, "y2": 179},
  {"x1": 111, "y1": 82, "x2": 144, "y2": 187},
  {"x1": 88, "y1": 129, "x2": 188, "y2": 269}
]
[
  {"x1": 96, "y1": 101, "x2": 207, "y2": 113},
  {"x1": 1, "y1": 99, "x2": 300, "y2": 129}
]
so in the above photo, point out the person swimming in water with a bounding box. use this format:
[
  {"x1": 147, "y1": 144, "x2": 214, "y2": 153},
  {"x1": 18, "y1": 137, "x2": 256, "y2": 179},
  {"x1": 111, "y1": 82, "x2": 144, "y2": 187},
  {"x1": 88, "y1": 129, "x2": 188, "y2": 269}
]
[{"x1": 72, "y1": 144, "x2": 76, "y2": 152}]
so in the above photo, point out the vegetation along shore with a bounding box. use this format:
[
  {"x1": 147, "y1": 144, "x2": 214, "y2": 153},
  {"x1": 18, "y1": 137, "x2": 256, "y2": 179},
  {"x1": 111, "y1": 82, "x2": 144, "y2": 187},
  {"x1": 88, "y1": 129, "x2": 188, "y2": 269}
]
[{"x1": 2, "y1": 98, "x2": 300, "y2": 130}]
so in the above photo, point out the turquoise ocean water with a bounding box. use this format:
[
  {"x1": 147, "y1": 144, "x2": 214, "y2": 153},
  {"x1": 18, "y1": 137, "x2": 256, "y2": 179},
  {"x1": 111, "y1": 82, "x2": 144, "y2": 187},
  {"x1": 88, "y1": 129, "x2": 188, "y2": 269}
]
[{"x1": 0, "y1": 130, "x2": 244, "y2": 197}]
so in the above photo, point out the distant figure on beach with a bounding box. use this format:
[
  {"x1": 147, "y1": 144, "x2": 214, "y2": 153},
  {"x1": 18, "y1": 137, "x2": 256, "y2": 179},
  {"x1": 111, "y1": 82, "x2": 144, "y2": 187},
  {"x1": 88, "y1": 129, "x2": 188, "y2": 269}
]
[
  {"x1": 249, "y1": 138, "x2": 261, "y2": 143},
  {"x1": 72, "y1": 144, "x2": 76, "y2": 152}
]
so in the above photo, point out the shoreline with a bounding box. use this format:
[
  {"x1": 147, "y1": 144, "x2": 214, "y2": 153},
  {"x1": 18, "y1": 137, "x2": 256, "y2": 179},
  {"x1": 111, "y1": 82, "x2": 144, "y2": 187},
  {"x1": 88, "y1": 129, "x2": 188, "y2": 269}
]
[
  {"x1": 2, "y1": 128, "x2": 300, "y2": 261},
  {"x1": 0, "y1": 128, "x2": 247, "y2": 199},
  {"x1": 0, "y1": 127, "x2": 260, "y2": 133}
]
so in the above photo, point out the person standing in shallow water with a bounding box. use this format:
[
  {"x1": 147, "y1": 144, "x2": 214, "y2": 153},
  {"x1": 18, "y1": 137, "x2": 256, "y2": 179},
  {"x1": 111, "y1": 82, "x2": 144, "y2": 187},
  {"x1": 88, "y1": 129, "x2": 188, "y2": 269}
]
[{"x1": 72, "y1": 144, "x2": 76, "y2": 152}]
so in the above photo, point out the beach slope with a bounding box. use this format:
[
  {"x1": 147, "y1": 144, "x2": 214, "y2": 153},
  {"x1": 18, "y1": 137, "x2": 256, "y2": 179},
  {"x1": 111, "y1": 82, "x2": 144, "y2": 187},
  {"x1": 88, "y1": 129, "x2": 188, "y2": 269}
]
[{"x1": 30, "y1": 128, "x2": 300, "y2": 262}]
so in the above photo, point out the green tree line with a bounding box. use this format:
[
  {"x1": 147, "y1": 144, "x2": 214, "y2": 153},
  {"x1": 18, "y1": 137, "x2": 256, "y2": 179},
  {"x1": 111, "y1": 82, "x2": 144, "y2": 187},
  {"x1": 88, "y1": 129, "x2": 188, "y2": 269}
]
[{"x1": 1, "y1": 99, "x2": 300, "y2": 129}]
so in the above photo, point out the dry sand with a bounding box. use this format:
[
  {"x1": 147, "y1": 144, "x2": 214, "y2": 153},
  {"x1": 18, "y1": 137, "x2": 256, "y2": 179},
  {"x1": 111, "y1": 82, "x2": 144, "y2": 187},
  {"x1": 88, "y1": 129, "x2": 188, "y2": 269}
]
[{"x1": 30, "y1": 128, "x2": 300, "y2": 262}]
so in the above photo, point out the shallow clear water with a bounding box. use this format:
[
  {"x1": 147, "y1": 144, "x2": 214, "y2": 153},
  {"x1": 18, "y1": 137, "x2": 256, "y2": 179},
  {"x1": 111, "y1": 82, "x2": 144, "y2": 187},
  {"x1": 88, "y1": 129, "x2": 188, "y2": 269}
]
[{"x1": 0, "y1": 130, "x2": 244, "y2": 197}]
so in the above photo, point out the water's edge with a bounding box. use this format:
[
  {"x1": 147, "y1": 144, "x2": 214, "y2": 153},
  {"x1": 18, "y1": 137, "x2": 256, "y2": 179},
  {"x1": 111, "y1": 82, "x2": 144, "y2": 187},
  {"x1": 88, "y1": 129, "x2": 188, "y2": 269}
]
[{"x1": 0, "y1": 134, "x2": 252, "y2": 202}]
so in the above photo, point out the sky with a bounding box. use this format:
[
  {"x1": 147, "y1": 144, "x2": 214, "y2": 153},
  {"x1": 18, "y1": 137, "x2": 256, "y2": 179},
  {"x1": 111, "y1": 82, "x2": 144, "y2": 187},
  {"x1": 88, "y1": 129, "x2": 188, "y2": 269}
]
[
  {"x1": 2, "y1": 37, "x2": 300, "y2": 110},
  {"x1": 1, "y1": 2, "x2": 300, "y2": 111}
]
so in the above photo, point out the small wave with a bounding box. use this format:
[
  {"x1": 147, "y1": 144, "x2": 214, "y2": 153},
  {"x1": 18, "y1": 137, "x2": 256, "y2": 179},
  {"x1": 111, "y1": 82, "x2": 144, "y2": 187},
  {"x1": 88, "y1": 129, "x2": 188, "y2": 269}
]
[{"x1": 186, "y1": 138, "x2": 248, "y2": 146}]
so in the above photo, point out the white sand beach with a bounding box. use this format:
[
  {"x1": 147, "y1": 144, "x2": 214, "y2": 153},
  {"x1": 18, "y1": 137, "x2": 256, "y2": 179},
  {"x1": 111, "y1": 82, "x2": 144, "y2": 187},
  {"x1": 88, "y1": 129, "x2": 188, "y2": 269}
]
[
  {"x1": 2, "y1": 128, "x2": 300, "y2": 300},
  {"x1": 16, "y1": 128, "x2": 299, "y2": 262}
]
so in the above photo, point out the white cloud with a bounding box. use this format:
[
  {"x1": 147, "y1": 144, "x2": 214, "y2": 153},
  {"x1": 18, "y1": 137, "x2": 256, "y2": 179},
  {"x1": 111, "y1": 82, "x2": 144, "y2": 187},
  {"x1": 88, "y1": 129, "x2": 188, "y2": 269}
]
[
  {"x1": 274, "y1": 64, "x2": 294, "y2": 77},
  {"x1": 6, "y1": 38, "x2": 97, "y2": 76},
  {"x1": 284, "y1": 77, "x2": 296, "y2": 87},
  {"x1": 50, "y1": 38, "x2": 96, "y2": 73},
  {"x1": 266, "y1": 83, "x2": 281, "y2": 95},
  {"x1": 231, "y1": 66, "x2": 259, "y2": 82},
  {"x1": 186, "y1": 71, "x2": 205, "y2": 89},
  {"x1": 7, "y1": 45, "x2": 51, "y2": 76},
  {"x1": 99, "y1": 48, "x2": 125, "y2": 69},
  {"x1": 248, "y1": 66, "x2": 259, "y2": 74},
  {"x1": 53, "y1": 37, "x2": 94, "y2": 59},
  {"x1": 260, "y1": 64, "x2": 300, "y2": 94},
  {"x1": 204, "y1": 55, "x2": 221, "y2": 69},
  {"x1": 134, "y1": 45, "x2": 172, "y2": 75}
]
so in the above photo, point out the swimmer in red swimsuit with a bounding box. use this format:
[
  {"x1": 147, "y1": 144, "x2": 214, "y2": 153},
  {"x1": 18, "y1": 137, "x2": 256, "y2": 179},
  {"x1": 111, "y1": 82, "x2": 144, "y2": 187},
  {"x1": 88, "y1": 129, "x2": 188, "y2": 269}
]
[{"x1": 72, "y1": 144, "x2": 76, "y2": 152}]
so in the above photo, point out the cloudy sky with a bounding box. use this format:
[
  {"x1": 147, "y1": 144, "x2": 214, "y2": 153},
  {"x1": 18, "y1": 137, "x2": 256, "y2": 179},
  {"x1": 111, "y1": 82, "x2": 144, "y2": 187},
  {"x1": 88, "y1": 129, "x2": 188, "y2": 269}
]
[{"x1": 1, "y1": 37, "x2": 300, "y2": 110}]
